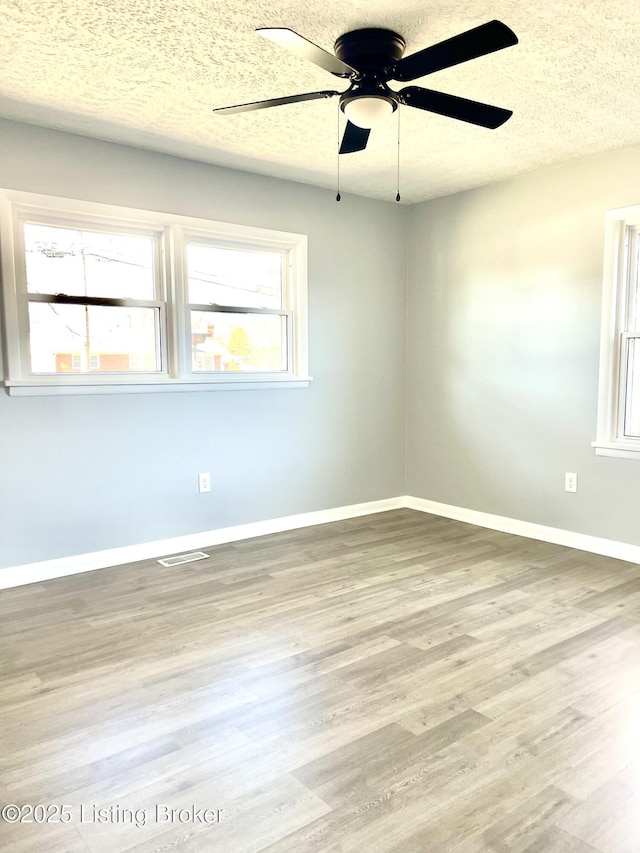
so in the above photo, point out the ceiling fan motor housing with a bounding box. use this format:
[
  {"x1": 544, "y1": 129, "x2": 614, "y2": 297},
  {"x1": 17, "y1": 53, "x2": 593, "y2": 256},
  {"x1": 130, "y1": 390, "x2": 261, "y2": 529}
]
[
  {"x1": 335, "y1": 28, "x2": 406, "y2": 116},
  {"x1": 334, "y1": 28, "x2": 406, "y2": 70}
]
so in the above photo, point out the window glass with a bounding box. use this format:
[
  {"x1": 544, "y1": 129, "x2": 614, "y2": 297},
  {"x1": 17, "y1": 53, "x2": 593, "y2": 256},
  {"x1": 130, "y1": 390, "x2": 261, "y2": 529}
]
[
  {"x1": 628, "y1": 233, "x2": 640, "y2": 333},
  {"x1": 187, "y1": 244, "x2": 282, "y2": 309},
  {"x1": 28, "y1": 303, "x2": 160, "y2": 374},
  {"x1": 24, "y1": 223, "x2": 155, "y2": 300},
  {"x1": 624, "y1": 337, "x2": 640, "y2": 437},
  {"x1": 190, "y1": 311, "x2": 286, "y2": 373}
]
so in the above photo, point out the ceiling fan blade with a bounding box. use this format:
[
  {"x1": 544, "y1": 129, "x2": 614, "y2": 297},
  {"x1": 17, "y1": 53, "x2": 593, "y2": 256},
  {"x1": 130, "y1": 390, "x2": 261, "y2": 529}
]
[
  {"x1": 213, "y1": 90, "x2": 339, "y2": 115},
  {"x1": 257, "y1": 28, "x2": 357, "y2": 78},
  {"x1": 399, "y1": 86, "x2": 513, "y2": 129},
  {"x1": 392, "y1": 20, "x2": 518, "y2": 82},
  {"x1": 339, "y1": 121, "x2": 371, "y2": 154}
]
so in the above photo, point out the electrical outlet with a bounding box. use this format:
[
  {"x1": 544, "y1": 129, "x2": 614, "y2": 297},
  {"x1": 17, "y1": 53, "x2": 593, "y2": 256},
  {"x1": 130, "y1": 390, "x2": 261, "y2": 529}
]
[
  {"x1": 198, "y1": 472, "x2": 211, "y2": 493},
  {"x1": 565, "y1": 472, "x2": 578, "y2": 493}
]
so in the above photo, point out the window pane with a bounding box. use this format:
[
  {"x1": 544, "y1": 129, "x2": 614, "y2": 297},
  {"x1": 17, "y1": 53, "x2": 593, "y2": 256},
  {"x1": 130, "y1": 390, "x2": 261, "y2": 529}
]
[
  {"x1": 191, "y1": 311, "x2": 286, "y2": 372},
  {"x1": 624, "y1": 337, "x2": 640, "y2": 437},
  {"x1": 187, "y1": 244, "x2": 282, "y2": 309},
  {"x1": 629, "y1": 233, "x2": 640, "y2": 332},
  {"x1": 24, "y1": 223, "x2": 155, "y2": 299},
  {"x1": 28, "y1": 303, "x2": 160, "y2": 373}
]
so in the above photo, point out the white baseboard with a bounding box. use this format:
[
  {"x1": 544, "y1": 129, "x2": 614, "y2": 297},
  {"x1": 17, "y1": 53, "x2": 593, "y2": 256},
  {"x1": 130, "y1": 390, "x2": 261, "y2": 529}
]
[
  {"x1": 2, "y1": 495, "x2": 639, "y2": 591},
  {"x1": 404, "y1": 496, "x2": 640, "y2": 564},
  {"x1": 0, "y1": 497, "x2": 405, "y2": 590}
]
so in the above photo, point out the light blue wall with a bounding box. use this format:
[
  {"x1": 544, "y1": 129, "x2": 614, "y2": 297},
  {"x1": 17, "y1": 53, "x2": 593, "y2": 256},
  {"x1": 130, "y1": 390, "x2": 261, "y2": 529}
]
[
  {"x1": 406, "y1": 144, "x2": 640, "y2": 544},
  {"x1": 0, "y1": 119, "x2": 408, "y2": 568}
]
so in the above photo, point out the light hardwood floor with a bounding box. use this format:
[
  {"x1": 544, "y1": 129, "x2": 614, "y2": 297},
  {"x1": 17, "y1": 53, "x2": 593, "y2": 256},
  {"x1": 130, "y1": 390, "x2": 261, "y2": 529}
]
[{"x1": 1, "y1": 509, "x2": 640, "y2": 852}]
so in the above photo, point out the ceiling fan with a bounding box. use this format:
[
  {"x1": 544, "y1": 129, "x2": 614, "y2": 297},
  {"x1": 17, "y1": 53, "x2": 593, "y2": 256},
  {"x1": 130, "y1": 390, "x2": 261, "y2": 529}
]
[{"x1": 213, "y1": 21, "x2": 518, "y2": 154}]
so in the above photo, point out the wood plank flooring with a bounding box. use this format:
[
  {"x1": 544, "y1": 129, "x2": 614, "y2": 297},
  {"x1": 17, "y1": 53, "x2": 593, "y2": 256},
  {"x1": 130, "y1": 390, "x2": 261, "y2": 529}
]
[{"x1": 1, "y1": 509, "x2": 640, "y2": 852}]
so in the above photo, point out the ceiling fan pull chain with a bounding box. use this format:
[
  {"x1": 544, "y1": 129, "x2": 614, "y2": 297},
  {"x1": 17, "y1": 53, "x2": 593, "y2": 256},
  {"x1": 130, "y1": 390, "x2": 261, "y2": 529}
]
[
  {"x1": 336, "y1": 104, "x2": 342, "y2": 201},
  {"x1": 396, "y1": 106, "x2": 401, "y2": 202}
]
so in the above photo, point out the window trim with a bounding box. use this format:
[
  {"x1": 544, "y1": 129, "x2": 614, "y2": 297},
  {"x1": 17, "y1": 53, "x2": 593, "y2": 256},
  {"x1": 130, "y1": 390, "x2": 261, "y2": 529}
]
[
  {"x1": 593, "y1": 205, "x2": 640, "y2": 458},
  {"x1": 0, "y1": 190, "x2": 310, "y2": 394}
]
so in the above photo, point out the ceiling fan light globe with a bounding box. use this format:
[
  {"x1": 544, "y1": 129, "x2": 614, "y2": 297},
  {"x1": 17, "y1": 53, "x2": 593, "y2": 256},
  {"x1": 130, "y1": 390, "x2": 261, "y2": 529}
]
[{"x1": 343, "y1": 96, "x2": 394, "y2": 129}]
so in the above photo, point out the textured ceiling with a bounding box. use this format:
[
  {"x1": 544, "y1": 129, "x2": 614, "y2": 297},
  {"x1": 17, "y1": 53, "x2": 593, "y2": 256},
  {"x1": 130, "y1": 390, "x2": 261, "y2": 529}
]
[{"x1": 1, "y1": 0, "x2": 639, "y2": 203}]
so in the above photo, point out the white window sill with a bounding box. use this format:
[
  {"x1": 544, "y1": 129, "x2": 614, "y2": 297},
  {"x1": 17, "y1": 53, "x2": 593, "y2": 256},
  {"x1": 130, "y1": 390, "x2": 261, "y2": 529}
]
[
  {"x1": 4, "y1": 377, "x2": 313, "y2": 396},
  {"x1": 592, "y1": 440, "x2": 640, "y2": 459}
]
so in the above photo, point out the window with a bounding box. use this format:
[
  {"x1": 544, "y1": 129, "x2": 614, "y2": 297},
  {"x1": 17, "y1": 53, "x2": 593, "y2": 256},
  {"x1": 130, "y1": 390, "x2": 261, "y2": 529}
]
[
  {"x1": 21, "y1": 220, "x2": 163, "y2": 378},
  {"x1": 70, "y1": 354, "x2": 102, "y2": 371},
  {"x1": 594, "y1": 205, "x2": 640, "y2": 458},
  {"x1": 186, "y1": 239, "x2": 290, "y2": 375},
  {"x1": 0, "y1": 190, "x2": 309, "y2": 395}
]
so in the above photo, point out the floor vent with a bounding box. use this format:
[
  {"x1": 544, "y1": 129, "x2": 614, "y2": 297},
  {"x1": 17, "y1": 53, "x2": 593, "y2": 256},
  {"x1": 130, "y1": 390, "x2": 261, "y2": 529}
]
[{"x1": 157, "y1": 551, "x2": 210, "y2": 567}]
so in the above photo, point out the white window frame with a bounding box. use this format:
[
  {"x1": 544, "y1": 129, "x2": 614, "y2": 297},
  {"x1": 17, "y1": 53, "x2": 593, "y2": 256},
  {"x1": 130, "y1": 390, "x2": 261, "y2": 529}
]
[
  {"x1": 0, "y1": 190, "x2": 309, "y2": 395},
  {"x1": 593, "y1": 205, "x2": 640, "y2": 458}
]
